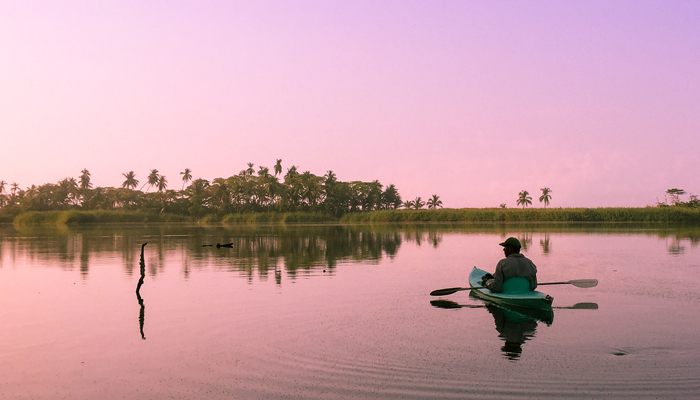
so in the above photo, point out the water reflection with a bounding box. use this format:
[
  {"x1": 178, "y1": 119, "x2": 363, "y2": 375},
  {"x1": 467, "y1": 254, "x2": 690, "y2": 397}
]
[
  {"x1": 667, "y1": 237, "x2": 685, "y2": 255},
  {"x1": 2, "y1": 223, "x2": 700, "y2": 277},
  {"x1": 431, "y1": 298, "x2": 598, "y2": 360},
  {"x1": 487, "y1": 304, "x2": 539, "y2": 360},
  {"x1": 136, "y1": 243, "x2": 147, "y2": 340},
  {"x1": 430, "y1": 298, "x2": 549, "y2": 360},
  {"x1": 540, "y1": 232, "x2": 551, "y2": 255}
]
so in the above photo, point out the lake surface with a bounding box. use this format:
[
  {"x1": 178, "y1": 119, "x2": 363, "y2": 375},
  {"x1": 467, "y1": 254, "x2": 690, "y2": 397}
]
[{"x1": 1, "y1": 223, "x2": 699, "y2": 399}]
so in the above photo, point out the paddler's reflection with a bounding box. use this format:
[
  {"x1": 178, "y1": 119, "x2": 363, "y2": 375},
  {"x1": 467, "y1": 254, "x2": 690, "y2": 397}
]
[
  {"x1": 486, "y1": 304, "x2": 537, "y2": 361},
  {"x1": 431, "y1": 299, "x2": 596, "y2": 360}
]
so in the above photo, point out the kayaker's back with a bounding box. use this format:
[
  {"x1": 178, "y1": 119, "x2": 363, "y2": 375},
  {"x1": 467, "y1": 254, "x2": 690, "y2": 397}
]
[{"x1": 501, "y1": 277, "x2": 531, "y2": 293}]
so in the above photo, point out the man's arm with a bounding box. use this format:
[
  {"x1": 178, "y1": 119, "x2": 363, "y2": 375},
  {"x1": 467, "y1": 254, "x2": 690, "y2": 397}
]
[{"x1": 485, "y1": 263, "x2": 505, "y2": 292}]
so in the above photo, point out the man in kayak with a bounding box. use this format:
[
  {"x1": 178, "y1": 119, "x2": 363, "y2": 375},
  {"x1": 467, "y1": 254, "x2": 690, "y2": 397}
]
[{"x1": 481, "y1": 237, "x2": 537, "y2": 292}]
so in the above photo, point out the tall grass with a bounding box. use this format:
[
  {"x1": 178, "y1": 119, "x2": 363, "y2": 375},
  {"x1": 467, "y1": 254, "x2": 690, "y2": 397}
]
[
  {"x1": 11, "y1": 207, "x2": 700, "y2": 226},
  {"x1": 13, "y1": 210, "x2": 189, "y2": 225},
  {"x1": 221, "y1": 212, "x2": 337, "y2": 224},
  {"x1": 339, "y1": 208, "x2": 700, "y2": 223}
]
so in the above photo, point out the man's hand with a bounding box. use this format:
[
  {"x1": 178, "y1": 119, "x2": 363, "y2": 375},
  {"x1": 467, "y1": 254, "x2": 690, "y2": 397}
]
[{"x1": 481, "y1": 273, "x2": 494, "y2": 286}]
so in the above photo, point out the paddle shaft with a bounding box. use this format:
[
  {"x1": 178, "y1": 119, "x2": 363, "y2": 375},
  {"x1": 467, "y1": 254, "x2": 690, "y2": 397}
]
[
  {"x1": 430, "y1": 299, "x2": 598, "y2": 310},
  {"x1": 430, "y1": 278, "x2": 598, "y2": 296}
]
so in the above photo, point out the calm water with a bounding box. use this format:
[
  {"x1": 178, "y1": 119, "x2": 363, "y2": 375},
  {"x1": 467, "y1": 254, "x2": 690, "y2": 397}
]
[{"x1": 1, "y1": 223, "x2": 699, "y2": 399}]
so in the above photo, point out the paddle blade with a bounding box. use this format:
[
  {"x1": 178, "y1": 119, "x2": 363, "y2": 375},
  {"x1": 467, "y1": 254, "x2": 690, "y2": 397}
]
[
  {"x1": 429, "y1": 287, "x2": 465, "y2": 296},
  {"x1": 569, "y1": 279, "x2": 598, "y2": 288},
  {"x1": 430, "y1": 300, "x2": 462, "y2": 309},
  {"x1": 570, "y1": 302, "x2": 599, "y2": 309}
]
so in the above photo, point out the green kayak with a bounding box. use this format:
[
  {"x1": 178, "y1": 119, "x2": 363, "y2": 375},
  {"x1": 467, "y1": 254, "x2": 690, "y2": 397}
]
[{"x1": 469, "y1": 267, "x2": 554, "y2": 311}]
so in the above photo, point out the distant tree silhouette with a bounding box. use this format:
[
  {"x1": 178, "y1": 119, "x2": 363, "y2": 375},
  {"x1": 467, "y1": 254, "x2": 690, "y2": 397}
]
[
  {"x1": 122, "y1": 171, "x2": 139, "y2": 190},
  {"x1": 539, "y1": 187, "x2": 552, "y2": 208},
  {"x1": 79, "y1": 169, "x2": 92, "y2": 189},
  {"x1": 517, "y1": 190, "x2": 532, "y2": 208},
  {"x1": 180, "y1": 168, "x2": 192, "y2": 190},
  {"x1": 427, "y1": 194, "x2": 443, "y2": 209}
]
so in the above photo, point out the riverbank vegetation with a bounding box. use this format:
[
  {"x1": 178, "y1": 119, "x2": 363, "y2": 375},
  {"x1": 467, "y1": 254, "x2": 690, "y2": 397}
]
[
  {"x1": 1, "y1": 165, "x2": 697, "y2": 225},
  {"x1": 5, "y1": 206, "x2": 700, "y2": 226},
  {"x1": 0, "y1": 162, "x2": 413, "y2": 223},
  {"x1": 339, "y1": 207, "x2": 700, "y2": 223}
]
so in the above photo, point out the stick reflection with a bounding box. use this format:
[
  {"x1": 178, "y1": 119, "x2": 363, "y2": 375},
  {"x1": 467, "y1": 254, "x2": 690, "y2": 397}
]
[{"x1": 136, "y1": 242, "x2": 147, "y2": 340}]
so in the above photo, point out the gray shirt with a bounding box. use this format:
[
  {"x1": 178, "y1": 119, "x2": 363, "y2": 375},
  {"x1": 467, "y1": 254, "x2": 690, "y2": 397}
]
[{"x1": 485, "y1": 253, "x2": 538, "y2": 293}]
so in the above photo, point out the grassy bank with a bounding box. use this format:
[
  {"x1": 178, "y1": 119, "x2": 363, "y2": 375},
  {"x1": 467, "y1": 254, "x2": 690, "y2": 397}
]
[
  {"x1": 12, "y1": 210, "x2": 189, "y2": 225},
  {"x1": 221, "y1": 212, "x2": 336, "y2": 224},
  {"x1": 9, "y1": 210, "x2": 337, "y2": 226},
  {"x1": 8, "y1": 207, "x2": 700, "y2": 226},
  {"x1": 339, "y1": 207, "x2": 700, "y2": 223}
]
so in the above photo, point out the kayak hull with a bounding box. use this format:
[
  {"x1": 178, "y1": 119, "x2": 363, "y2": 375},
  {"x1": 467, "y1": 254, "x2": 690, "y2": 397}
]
[{"x1": 469, "y1": 267, "x2": 554, "y2": 311}]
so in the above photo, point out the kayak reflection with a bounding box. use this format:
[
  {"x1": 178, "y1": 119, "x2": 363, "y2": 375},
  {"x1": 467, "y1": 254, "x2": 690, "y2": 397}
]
[
  {"x1": 430, "y1": 298, "x2": 550, "y2": 361},
  {"x1": 431, "y1": 298, "x2": 598, "y2": 360},
  {"x1": 486, "y1": 303, "x2": 539, "y2": 361}
]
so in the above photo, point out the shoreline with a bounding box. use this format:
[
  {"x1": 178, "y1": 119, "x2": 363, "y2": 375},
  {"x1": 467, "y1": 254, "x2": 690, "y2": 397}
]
[{"x1": 3, "y1": 207, "x2": 700, "y2": 226}]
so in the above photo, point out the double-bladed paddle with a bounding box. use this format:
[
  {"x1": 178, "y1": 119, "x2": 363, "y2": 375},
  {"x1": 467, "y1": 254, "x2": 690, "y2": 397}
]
[
  {"x1": 430, "y1": 278, "x2": 598, "y2": 297},
  {"x1": 430, "y1": 299, "x2": 598, "y2": 310}
]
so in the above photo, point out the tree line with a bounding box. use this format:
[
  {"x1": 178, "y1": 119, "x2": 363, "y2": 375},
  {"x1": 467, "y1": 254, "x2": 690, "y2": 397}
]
[{"x1": 0, "y1": 161, "x2": 443, "y2": 218}]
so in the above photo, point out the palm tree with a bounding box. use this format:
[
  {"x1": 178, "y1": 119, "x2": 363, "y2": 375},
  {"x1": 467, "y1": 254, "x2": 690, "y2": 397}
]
[
  {"x1": 141, "y1": 169, "x2": 159, "y2": 192},
  {"x1": 122, "y1": 171, "x2": 139, "y2": 190},
  {"x1": 414, "y1": 197, "x2": 425, "y2": 209},
  {"x1": 381, "y1": 184, "x2": 402, "y2": 210},
  {"x1": 79, "y1": 169, "x2": 92, "y2": 189},
  {"x1": 427, "y1": 194, "x2": 442, "y2": 209},
  {"x1": 246, "y1": 163, "x2": 255, "y2": 177},
  {"x1": 11, "y1": 182, "x2": 19, "y2": 195},
  {"x1": 499, "y1": 203, "x2": 507, "y2": 208},
  {"x1": 180, "y1": 168, "x2": 192, "y2": 190},
  {"x1": 403, "y1": 200, "x2": 415, "y2": 209},
  {"x1": 287, "y1": 165, "x2": 299, "y2": 177},
  {"x1": 274, "y1": 159, "x2": 282, "y2": 176},
  {"x1": 0, "y1": 180, "x2": 5, "y2": 207},
  {"x1": 157, "y1": 175, "x2": 168, "y2": 192},
  {"x1": 539, "y1": 187, "x2": 552, "y2": 208},
  {"x1": 517, "y1": 190, "x2": 532, "y2": 208}
]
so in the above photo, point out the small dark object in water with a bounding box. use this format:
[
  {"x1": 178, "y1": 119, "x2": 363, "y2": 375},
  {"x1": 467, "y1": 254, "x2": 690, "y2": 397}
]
[
  {"x1": 202, "y1": 244, "x2": 213, "y2": 247},
  {"x1": 216, "y1": 243, "x2": 233, "y2": 248}
]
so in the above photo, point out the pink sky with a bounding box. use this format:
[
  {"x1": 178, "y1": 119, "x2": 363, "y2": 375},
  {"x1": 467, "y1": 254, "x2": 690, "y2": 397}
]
[{"x1": 1, "y1": 1, "x2": 698, "y2": 208}]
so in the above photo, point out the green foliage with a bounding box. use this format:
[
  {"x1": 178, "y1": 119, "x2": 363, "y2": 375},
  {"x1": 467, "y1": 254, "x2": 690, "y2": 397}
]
[
  {"x1": 1, "y1": 163, "x2": 406, "y2": 219},
  {"x1": 221, "y1": 212, "x2": 336, "y2": 224},
  {"x1": 660, "y1": 189, "x2": 698, "y2": 208},
  {"x1": 13, "y1": 210, "x2": 188, "y2": 225},
  {"x1": 427, "y1": 194, "x2": 442, "y2": 209},
  {"x1": 339, "y1": 207, "x2": 700, "y2": 223},
  {"x1": 517, "y1": 190, "x2": 532, "y2": 208},
  {"x1": 539, "y1": 187, "x2": 552, "y2": 208}
]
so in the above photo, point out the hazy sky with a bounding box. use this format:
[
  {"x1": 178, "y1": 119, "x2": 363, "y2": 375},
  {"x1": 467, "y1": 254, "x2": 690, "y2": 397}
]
[{"x1": 2, "y1": 1, "x2": 698, "y2": 207}]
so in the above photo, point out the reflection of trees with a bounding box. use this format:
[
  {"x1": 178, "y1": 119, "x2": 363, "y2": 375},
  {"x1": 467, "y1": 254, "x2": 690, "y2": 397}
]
[
  {"x1": 667, "y1": 237, "x2": 685, "y2": 255},
  {"x1": 401, "y1": 227, "x2": 443, "y2": 249},
  {"x1": 204, "y1": 227, "x2": 405, "y2": 279},
  {"x1": 4, "y1": 223, "x2": 700, "y2": 278},
  {"x1": 517, "y1": 233, "x2": 532, "y2": 251},
  {"x1": 539, "y1": 232, "x2": 551, "y2": 255}
]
